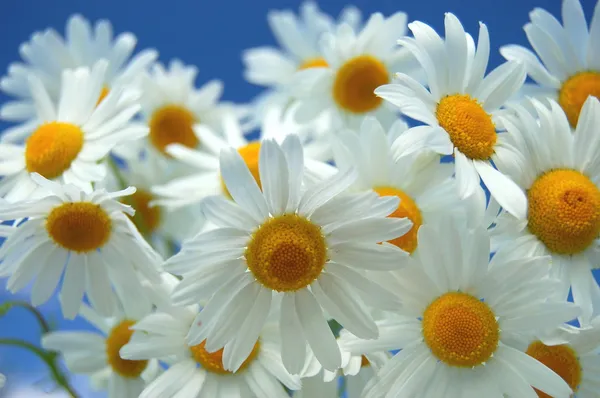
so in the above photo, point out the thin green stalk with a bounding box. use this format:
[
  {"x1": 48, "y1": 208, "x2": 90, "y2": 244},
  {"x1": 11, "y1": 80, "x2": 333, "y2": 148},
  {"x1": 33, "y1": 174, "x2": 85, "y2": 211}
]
[
  {"x1": 0, "y1": 301, "x2": 50, "y2": 333},
  {"x1": 0, "y1": 339, "x2": 80, "y2": 398}
]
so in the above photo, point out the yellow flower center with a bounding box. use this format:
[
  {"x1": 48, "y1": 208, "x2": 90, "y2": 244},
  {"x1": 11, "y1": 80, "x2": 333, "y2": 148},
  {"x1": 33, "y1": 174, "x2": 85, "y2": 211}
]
[
  {"x1": 436, "y1": 94, "x2": 497, "y2": 160},
  {"x1": 105, "y1": 320, "x2": 148, "y2": 378},
  {"x1": 333, "y1": 55, "x2": 389, "y2": 114},
  {"x1": 373, "y1": 187, "x2": 422, "y2": 253},
  {"x1": 245, "y1": 214, "x2": 327, "y2": 292},
  {"x1": 25, "y1": 122, "x2": 84, "y2": 179},
  {"x1": 558, "y1": 71, "x2": 600, "y2": 127},
  {"x1": 96, "y1": 86, "x2": 110, "y2": 107},
  {"x1": 189, "y1": 339, "x2": 260, "y2": 374},
  {"x1": 298, "y1": 57, "x2": 329, "y2": 70},
  {"x1": 527, "y1": 169, "x2": 600, "y2": 255},
  {"x1": 149, "y1": 105, "x2": 198, "y2": 155},
  {"x1": 422, "y1": 292, "x2": 499, "y2": 368},
  {"x1": 221, "y1": 142, "x2": 262, "y2": 199},
  {"x1": 46, "y1": 202, "x2": 112, "y2": 253},
  {"x1": 526, "y1": 341, "x2": 582, "y2": 398},
  {"x1": 125, "y1": 189, "x2": 161, "y2": 233}
]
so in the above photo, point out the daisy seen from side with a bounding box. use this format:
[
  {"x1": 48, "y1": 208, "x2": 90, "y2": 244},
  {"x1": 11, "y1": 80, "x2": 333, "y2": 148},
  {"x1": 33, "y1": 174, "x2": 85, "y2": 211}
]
[
  {"x1": 164, "y1": 136, "x2": 411, "y2": 373},
  {"x1": 375, "y1": 12, "x2": 528, "y2": 219}
]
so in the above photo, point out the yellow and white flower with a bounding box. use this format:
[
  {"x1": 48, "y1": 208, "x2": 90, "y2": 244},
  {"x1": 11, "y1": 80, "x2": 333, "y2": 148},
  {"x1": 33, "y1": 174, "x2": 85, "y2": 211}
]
[
  {"x1": 491, "y1": 96, "x2": 600, "y2": 324},
  {"x1": 42, "y1": 300, "x2": 160, "y2": 397},
  {"x1": 0, "y1": 60, "x2": 148, "y2": 202},
  {"x1": 0, "y1": 14, "x2": 157, "y2": 142},
  {"x1": 340, "y1": 215, "x2": 580, "y2": 397},
  {"x1": 500, "y1": 0, "x2": 600, "y2": 127},
  {"x1": 291, "y1": 11, "x2": 416, "y2": 130},
  {"x1": 375, "y1": 13, "x2": 528, "y2": 219},
  {"x1": 164, "y1": 136, "x2": 410, "y2": 373},
  {"x1": 120, "y1": 274, "x2": 302, "y2": 398},
  {"x1": 0, "y1": 174, "x2": 161, "y2": 319}
]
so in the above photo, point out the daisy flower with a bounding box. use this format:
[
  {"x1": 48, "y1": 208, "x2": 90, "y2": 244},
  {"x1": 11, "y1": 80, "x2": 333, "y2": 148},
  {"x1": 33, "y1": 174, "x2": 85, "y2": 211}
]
[
  {"x1": 0, "y1": 14, "x2": 157, "y2": 142},
  {"x1": 292, "y1": 11, "x2": 416, "y2": 130},
  {"x1": 138, "y1": 59, "x2": 240, "y2": 160},
  {"x1": 151, "y1": 111, "x2": 333, "y2": 211},
  {"x1": 375, "y1": 12, "x2": 528, "y2": 219},
  {"x1": 332, "y1": 117, "x2": 459, "y2": 254},
  {"x1": 0, "y1": 60, "x2": 148, "y2": 202},
  {"x1": 0, "y1": 174, "x2": 161, "y2": 319},
  {"x1": 490, "y1": 96, "x2": 600, "y2": 324},
  {"x1": 164, "y1": 136, "x2": 410, "y2": 373},
  {"x1": 500, "y1": 0, "x2": 600, "y2": 127},
  {"x1": 120, "y1": 274, "x2": 302, "y2": 398},
  {"x1": 41, "y1": 300, "x2": 161, "y2": 397},
  {"x1": 522, "y1": 319, "x2": 600, "y2": 398},
  {"x1": 339, "y1": 215, "x2": 580, "y2": 398}
]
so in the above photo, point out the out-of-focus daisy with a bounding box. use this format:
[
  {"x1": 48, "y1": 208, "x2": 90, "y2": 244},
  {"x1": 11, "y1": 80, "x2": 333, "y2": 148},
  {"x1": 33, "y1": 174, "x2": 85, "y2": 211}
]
[
  {"x1": 42, "y1": 299, "x2": 160, "y2": 397},
  {"x1": 0, "y1": 14, "x2": 157, "y2": 142},
  {"x1": 137, "y1": 59, "x2": 240, "y2": 160},
  {"x1": 376, "y1": 13, "x2": 528, "y2": 219},
  {"x1": 243, "y1": 1, "x2": 361, "y2": 132},
  {"x1": 332, "y1": 117, "x2": 459, "y2": 254},
  {"x1": 102, "y1": 155, "x2": 204, "y2": 257},
  {"x1": 164, "y1": 136, "x2": 409, "y2": 373},
  {"x1": 523, "y1": 319, "x2": 600, "y2": 398},
  {"x1": 151, "y1": 111, "x2": 333, "y2": 211},
  {"x1": 340, "y1": 215, "x2": 580, "y2": 398},
  {"x1": 491, "y1": 96, "x2": 600, "y2": 323},
  {"x1": 500, "y1": 0, "x2": 600, "y2": 127},
  {"x1": 0, "y1": 60, "x2": 148, "y2": 202},
  {"x1": 291, "y1": 11, "x2": 416, "y2": 130},
  {"x1": 0, "y1": 174, "x2": 161, "y2": 319},
  {"x1": 120, "y1": 274, "x2": 302, "y2": 398}
]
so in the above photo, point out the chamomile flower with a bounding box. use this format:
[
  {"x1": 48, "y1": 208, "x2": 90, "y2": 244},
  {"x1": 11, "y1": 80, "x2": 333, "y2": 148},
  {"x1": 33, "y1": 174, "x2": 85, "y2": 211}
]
[
  {"x1": 0, "y1": 60, "x2": 148, "y2": 202},
  {"x1": 523, "y1": 319, "x2": 600, "y2": 398},
  {"x1": 41, "y1": 301, "x2": 160, "y2": 397},
  {"x1": 0, "y1": 174, "x2": 161, "y2": 319},
  {"x1": 500, "y1": 0, "x2": 600, "y2": 127},
  {"x1": 0, "y1": 14, "x2": 157, "y2": 142},
  {"x1": 332, "y1": 117, "x2": 459, "y2": 254},
  {"x1": 164, "y1": 136, "x2": 410, "y2": 374},
  {"x1": 490, "y1": 96, "x2": 600, "y2": 324},
  {"x1": 151, "y1": 111, "x2": 333, "y2": 211},
  {"x1": 375, "y1": 13, "x2": 528, "y2": 219},
  {"x1": 120, "y1": 274, "x2": 301, "y2": 398},
  {"x1": 292, "y1": 11, "x2": 415, "y2": 130},
  {"x1": 339, "y1": 215, "x2": 580, "y2": 398},
  {"x1": 138, "y1": 59, "x2": 239, "y2": 160}
]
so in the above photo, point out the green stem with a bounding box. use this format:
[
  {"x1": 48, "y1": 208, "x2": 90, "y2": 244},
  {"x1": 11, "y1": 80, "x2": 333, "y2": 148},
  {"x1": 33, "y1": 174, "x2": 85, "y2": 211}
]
[
  {"x1": 0, "y1": 339, "x2": 80, "y2": 398},
  {"x1": 1, "y1": 301, "x2": 51, "y2": 334}
]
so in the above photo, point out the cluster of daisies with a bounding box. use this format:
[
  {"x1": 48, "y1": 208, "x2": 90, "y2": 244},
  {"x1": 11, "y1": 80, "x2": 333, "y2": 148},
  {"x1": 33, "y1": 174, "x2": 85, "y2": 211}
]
[{"x1": 2, "y1": 0, "x2": 600, "y2": 397}]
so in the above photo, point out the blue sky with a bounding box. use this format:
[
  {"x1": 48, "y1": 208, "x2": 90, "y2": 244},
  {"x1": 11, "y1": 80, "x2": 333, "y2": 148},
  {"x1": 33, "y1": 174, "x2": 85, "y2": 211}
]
[{"x1": 0, "y1": 0, "x2": 597, "y2": 397}]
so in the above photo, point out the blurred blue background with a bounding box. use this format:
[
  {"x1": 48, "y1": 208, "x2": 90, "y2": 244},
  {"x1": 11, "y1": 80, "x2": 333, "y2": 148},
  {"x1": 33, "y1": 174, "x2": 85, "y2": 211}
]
[{"x1": 0, "y1": 0, "x2": 597, "y2": 397}]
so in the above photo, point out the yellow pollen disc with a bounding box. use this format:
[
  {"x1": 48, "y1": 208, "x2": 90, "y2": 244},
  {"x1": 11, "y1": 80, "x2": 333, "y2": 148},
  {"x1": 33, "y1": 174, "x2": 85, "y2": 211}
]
[
  {"x1": 361, "y1": 355, "x2": 370, "y2": 367},
  {"x1": 333, "y1": 55, "x2": 389, "y2": 114},
  {"x1": 46, "y1": 202, "x2": 112, "y2": 253},
  {"x1": 527, "y1": 169, "x2": 600, "y2": 255},
  {"x1": 190, "y1": 340, "x2": 260, "y2": 374},
  {"x1": 298, "y1": 57, "x2": 329, "y2": 70},
  {"x1": 149, "y1": 105, "x2": 198, "y2": 155},
  {"x1": 373, "y1": 187, "x2": 422, "y2": 253},
  {"x1": 221, "y1": 142, "x2": 262, "y2": 199},
  {"x1": 526, "y1": 341, "x2": 582, "y2": 397},
  {"x1": 436, "y1": 94, "x2": 497, "y2": 160},
  {"x1": 245, "y1": 214, "x2": 327, "y2": 292},
  {"x1": 125, "y1": 190, "x2": 161, "y2": 233},
  {"x1": 422, "y1": 292, "x2": 499, "y2": 368},
  {"x1": 96, "y1": 86, "x2": 110, "y2": 106},
  {"x1": 559, "y1": 71, "x2": 600, "y2": 127},
  {"x1": 25, "y1": 122, "x2": 84, "y2": 179},
  {"x1": 106, "y1": 320, "x2": 148, "y2": 378}
]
